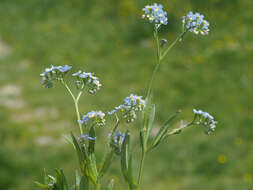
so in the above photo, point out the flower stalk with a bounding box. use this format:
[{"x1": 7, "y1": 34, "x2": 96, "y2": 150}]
[{"x1": 36, "y1": 4, "x2": 215, "y2": 190}]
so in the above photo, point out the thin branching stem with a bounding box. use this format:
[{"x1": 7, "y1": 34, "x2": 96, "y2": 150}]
[
  {"x1": 160, "y1": 30, "x2": 188, "y2": 61},
  {"x1": 61, "y1": 79, "x2": 83, "y2": 134}
]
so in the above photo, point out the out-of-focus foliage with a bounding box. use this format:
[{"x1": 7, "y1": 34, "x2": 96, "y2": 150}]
[{"x1": 0, "y1": 0, "x2": 252, "y2": 189}]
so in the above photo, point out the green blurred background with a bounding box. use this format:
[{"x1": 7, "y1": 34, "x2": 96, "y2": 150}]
[{"x1": 0, "y1": 0, "x2": 252, "y2": 189}]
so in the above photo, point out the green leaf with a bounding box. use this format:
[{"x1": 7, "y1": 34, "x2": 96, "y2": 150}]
[
  {"x1": 80, "y1": 175, "x2": 89, "y2": 190},
  {"x1": 63, "y1": 134, "x2": 75, "y2": 149},
  {"x1": 86, "y1": 154, "x2": 98, "y2": 185},
  {"x1": 71, "y1": 133, "x2": 87, "y2": 170},
  {"x1": 145, "y1": 104, "x2": 155, "y2": 146},
  {"x1": 74, "y1": 170, "x2": 81, "y2": 189},
  {"x1": 55, "y1": 169, "x2": 68, "y2": 190},
  {"x1": 106, "y1": 179, "x2": 114, "y2": 190},
  {"x1": 99, "y1": 150, "x2": 114, "y2": 178},
  {"x1": 71, "y1": 133, "x2": 83, "y2": 163},
  {"x1": 120, "y1": 131, "x2": 137, "y2": 189},
  {"x1": 149, "y1": 111, "x2": 180, "y2": 150},
  {"x1": 34, "y1": 181, "x2": 49, "y2": 189},
  {"x1": 88, "y1": 126, "x2": 96, "y2": 154},
  {"x1": 121, "y1": 131, "x2": 130, "y2": 182},
  {"x1": 127, "y1": 154, "x2": 137, "y2": 189},
  {"x1": 141, "y1": 92, "x2": 155, "y2": 152}
]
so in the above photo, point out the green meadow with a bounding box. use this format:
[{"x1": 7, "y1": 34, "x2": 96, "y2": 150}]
[{"x1": 0, "y1": 0, "x2": 253, "y2": 189}]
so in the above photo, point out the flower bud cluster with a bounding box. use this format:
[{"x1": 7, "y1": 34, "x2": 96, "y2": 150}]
[
  {"x1": 108, "y1": 131, "x2": 125, "y2": 155},
  {"x1": 142, "y1": 3, "x2": 168, "y2": 28},
  {"x1": 108, "y1": 94, "x2": 145, "y2": 123},
  {"x1": 72, "y1": 71, "x2": 102, "y2": 94},
  {"x1": 182, "y1": 12, "x2": 209, "y2": 35},
  {"x1": 193, "y1": 109, "x2": 217, "y2": 135},
  {"x1": 77, "y1": 134, "x2": 96, "y2": 141},
  {"x1": 40, "y1": 65, "x2": 72, "y2": 88},
  {"x1": 108, "y1": 131, "x2": 125, "y2": 144},
  {"x1": 78, "y1": 110, "x2": 105, "y2": 127}
]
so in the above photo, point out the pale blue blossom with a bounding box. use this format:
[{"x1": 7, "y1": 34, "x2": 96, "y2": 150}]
[
  {"x1": 40, "y1": 65, "x2": 72, "y2": 88},
  {"x1": 108, "y1": 94, "x2": 145, "y2": 123},
  {"x1": 79, "y1": 110, "x2": 105, "y2": 127},
  {"x1": 142, "y1": 3, "x2": 168, "y2": 28},
  {"x1": 72, "y1": 70, "x2": 82, "y2": 76},
  {"x1": 182, "y1": 12, "x2": 209, "y2": 35},
  {"x1": 108, "y1": 131, "x2": 125, "y2": 144},
  {"x1": 72, "y1": 71, "x2": 102, "y2": 94},
  {"x1": 193, "y1": 109, "x2": 217, "y2": 134},
  {"x1": 78, "y1": 134, "x2": 96, "y2": 141}
]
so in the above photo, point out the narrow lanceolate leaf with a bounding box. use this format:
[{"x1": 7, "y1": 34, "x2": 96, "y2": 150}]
[
  {"x1": 141, "y1": 91, "x2": 155, "y2": 151},
  {"x1": 145, "y1": 104, "x2": 155, "y2": 146},
  {"x1": 99, "y1": 150, "x2": 114, "y2": 178},
  {"x1": 121, "y1": 131, "x2": 130, "y2": 182},
  {"x1": 86, "y1": 154, "x2": 98, "y2": 185},
  {"x1": 63, "y1": 134, "x2": 75, "y2": 149},
  {"x1": 80, "y1": 175, "x2": 90, "y2": 190},
  {"x1": 43, "y1": 168, "x2": 48, "y2": 185},
  {"x1": 106, "y1": 179, "x2": 114, "y2": 190},
  {"x1": 34, "y1": 181, "x2": 49, "y2": 189},
  {"x1": 149, "y1": 111, "x2": 180, "y2": 150},
  {"x1": 127, "y1": 154, "x2": 137, "y2": 189},
  {"x1": 120, "y1": 131, "x2": 137, "y2": 188},
  {"x1": 88, "y1": 126, "x2": 96, "y2": 154},
  {"x1": 71, "y1": 133, "x2": 84, "y2": 166},
  {"x1": 75, "y1": 170, "x2": 81, "y2": 189},
  {"x1": 55, "y1": 169, "x2": 69, "y2": 190}
]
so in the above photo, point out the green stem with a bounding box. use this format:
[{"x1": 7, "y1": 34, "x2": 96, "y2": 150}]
[
  {"x1": 95, "y1": 183, "x2": 100, "y2": 190},
  {"x1": 61, "y1": 80, "x2": 83, "y2": 134},
  {"x1": 62, "y1": 80, "x2": 76, "y2": 102},
  {"x1": 160, "y1": 30, "x2": 188, "y2": 61},
  {"x1": 165, "y1": 116, "x2": 196, "y2": 137},
  {"x1": 74, "y1": 99, "x2": 83, "y2": 134},
  {"x1": 146, "y1": 29, "x2": 161, "y2": 97},
  {"x1": 137, "y1": 150, "x2": 146, "y2": 188}
]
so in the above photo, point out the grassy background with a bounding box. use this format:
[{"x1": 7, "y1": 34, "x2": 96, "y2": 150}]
[{"x1": 0, "y1": 0, "x2": 253, "y2": 189}]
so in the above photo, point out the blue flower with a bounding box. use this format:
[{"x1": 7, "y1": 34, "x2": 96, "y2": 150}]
[
  {"x1": 78, "y1": 134, "x2": 96, "y2": 141},
  {"x1": 108, "y1": 94, "x2": 145, "y2": 123},
  {"x1": 40, "y1": 65, "x2": 72, "y2": 77},
  {"x1": 142, "y1": 3, "x2": 168, "y2": 28},
  {"x1": 108, "y1": 131, "x2": 125, "y2": 144},
  {"x1": 72, "y1": 71, "x2": 102, "y2": 94},
  {"x1": 79, "y1": 110, "x2": 105, "y2": 127},
  {"x1": 72, "y1": 70, "x2": 82, "y2": 76},
  {"x1": 193, "y1": 109, "x2": 217, "y2": 134},
  {"x1": 57, "y1": 65, "x2": 72, "y2": 72},
  {"x1": 182, "y1": 12, "x2": 209, "y2": 35},
  {"x1": 40, "y1": 65, "x2": 72, "y2": 88}
]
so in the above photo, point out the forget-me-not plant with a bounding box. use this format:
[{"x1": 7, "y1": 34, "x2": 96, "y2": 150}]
[{"x1": 36, "y1": 3, "x2": 215, "y2": 190}]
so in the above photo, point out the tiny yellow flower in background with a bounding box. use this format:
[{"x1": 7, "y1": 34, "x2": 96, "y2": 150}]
[
  {"x1": 218, "y1": 154, "x2": 227, "y2": 164},
  {"x1": 243, "y1": 173, "x2": 252, "y2": 184},
  {"x1": 234, "y1": 137, "x2": 243, "y2": 146}
]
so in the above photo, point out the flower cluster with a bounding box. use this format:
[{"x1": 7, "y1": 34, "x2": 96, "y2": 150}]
[
  {"x1": 193, "y1": 109, "x2": 217, "y2": 134},
  {"x1": 182, "y1": 12, "x2": 209, "y2": 35},
  {"x1": 77, "y1": 134, "x2": 96, "y2": 141},
  {"x1": 142, "y1": 3, "x2": 168, "y2": 28},
  {"x1": 40, "y1": 65, "x2": 72, "y2": 88},
  {"x1": 72, "y1": 71, "x2": 102, "y2": 94},
  {"x1": 108, "y1": 131, "x2": 125, "y2": 155},
  {"x1": 108, "y1": 94, "x2": 145, "y2": 123},
  {"x1": 108, "y1": 131, "x2": 125, "y2": 144},
  {"x1": 78, "y1": 110, "x2": 105, "y2": 127}
]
